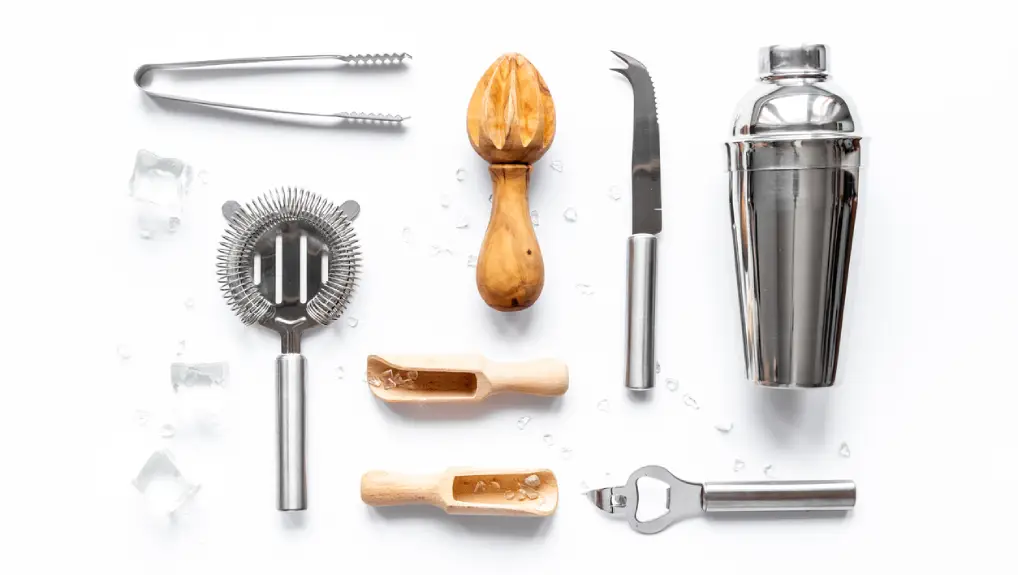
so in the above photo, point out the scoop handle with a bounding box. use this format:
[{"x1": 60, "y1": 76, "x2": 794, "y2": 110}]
[
  {"x1": 702, "y1": 480, "x2": 856, "y2": 513},
  {"x1": 486, "y1": 359, "x2": 569, "y2": 396},
  {"x1": 476, "y1": 164, "x2": 544, "y2": 311},
  {"x1": 360, "y1": 471, "x2": 443, "y2": 508},
  {"x1": 277, "y1": 354, "x2": 307, "y2": 511}
]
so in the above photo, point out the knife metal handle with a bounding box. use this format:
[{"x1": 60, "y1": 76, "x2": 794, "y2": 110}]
[
  {"x1": 625, "y1": 233, "x2": 658, "y2": 390},
  {"x1": 702, "y1": 480, "x2": 857, "y2": 513}
]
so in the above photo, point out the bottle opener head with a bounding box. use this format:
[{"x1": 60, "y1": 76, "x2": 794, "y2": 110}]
[{"x1": 585, "y1": 465, "x2": 703, "y2": 534}]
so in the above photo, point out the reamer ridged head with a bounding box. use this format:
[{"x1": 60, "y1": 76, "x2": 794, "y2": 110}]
[{"x1": 217, "y1": 188, "x2": 360, "y2": 328}]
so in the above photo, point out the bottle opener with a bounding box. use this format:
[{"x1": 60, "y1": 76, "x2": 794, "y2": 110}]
[{"x1": 585, "y1": 465, "x2": 856, "y2": 534}]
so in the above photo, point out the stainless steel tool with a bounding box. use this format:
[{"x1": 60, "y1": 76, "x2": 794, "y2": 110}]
[
  {"x1": 726, "y1": 44, "x2": 863, "y2": 388},
  {"x1": 218, "y1": 188, "x2": 361, "y2": 511},
  {"x1": 587, "y1": 465, "x2": 856, "y2": 534},
  {"x1": 134, "y1": 53, "x2": 411, "y2": 124},
  {"x1": 611, "y1": 51, "x2": 662, "y2": 392}
]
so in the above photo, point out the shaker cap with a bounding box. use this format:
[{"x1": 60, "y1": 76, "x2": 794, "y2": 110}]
[
  {"x1": 727, "y1": 44, "x2": 863, "y2": 170},
  {"x1": 759, "y1": 44, "x2": 827, "y2": 78}
]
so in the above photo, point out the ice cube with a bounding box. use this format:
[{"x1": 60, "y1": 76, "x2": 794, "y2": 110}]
[
  {"x1": 550, "y1": 160, "x2": 563, "y2": 172},
  {"x1": 466, "y1": 254, "x2": 477, "y2": 268},
  {"x1": 347, "y1": 317, "x2": 359, "y2": 328},
  {"x1": 128, "y1": 150, "x2": 194, "y2": 239},
  {"x1": 560, "y1": 447, "x2": 573, "y2": 460},
  {"x1": 542, "y1": 433, "x2": 554, "y2": 446},
  {"x1": 682, "y1": 394, "x2": 699, "y2": 410},
  {"x1": 132, "y1": 450, "x2": 200, "y2": 515},
  {"x1": 530, "y1": 210, "x2": 540, "y2": 226},
  {"x1": 608, "y1": 186, "x2": 622, "y2": 201},
  {"x1": 523, "y1": 474, "x2": 541, "y2": 488},
  {"x1": 503, "y1": 490, "x2": 515, "y2": 500},
  {"x1": 455, "y1": 217, "x2": 469, "y2": 229},
  {"x1": 733, "y1": 459, "x2": 745, "y2": 472},
  {"x1": 516, "y1": 416, "x2": 531, "y2": 430},
  {"x1": 597, "y1": 399, "x2": 610, "y2": 412},
  {"x1": 407, "y1": 370, "x2": 419, "y2": 381},
  {"x1": 562, "y1": 207, "x2": 577, "y2": 222},
  {"x1": 171, "y1": 362, "x2": 228, "y2": 391},
  {"x1": 474, "y1": 480, "x2": 487, "y2": 493},
  {"x1": 490, "y1": 481, "x2": 501, "y2": 490},
  {"x1": 714, "y1": 421, "x2": 734, "y2": 433},
  {"x1": 839, "y1": 442, "x2": 851, "y2": 458},
  {"x1": 455, "y1": 168, "x2": 467, "y2": 181}
]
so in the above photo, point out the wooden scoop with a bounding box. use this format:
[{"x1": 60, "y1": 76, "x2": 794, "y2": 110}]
[
  {"x1": 361, "y1": 468, "x2": 558, "y2": 517},
  {"x1": 366, "y1": 354, "x2": 568, "y2": 403},
  {"x1": 466, "y1": 53, "x2": 556, "y2": 311}
]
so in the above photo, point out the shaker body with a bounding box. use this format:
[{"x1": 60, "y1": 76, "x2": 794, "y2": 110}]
[{"x1": 728, "y1": 144, "x2": 860, "y2": 387}]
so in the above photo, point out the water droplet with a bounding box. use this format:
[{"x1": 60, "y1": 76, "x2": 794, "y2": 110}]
[
  {"x1": 575, "y1": 283, "x2": 595, "y2": 295},
  {"x1": 488, "y1": 194, "x2": 492, "y2": 204},
  {"x1": 682, "y1": 394, "x2": 699, "y2": 410},
  {"x1": 516, "y1": 416, "x2": 531, "y2": 430},
  {"x1": 198, "y1": 170, "x2": 210, "y2": 185},
  {"x1": 336, "y1": 366, "x2": 345, "y2": 380},
  {"x1": 175, "y1": 340, "x2": 186, "y2": 357},
  {"x1": 439, "y1": 193, "x2": 451, "y2": 208},
  {"x1": 550, "y1": 160, "x2": 563, "y2": 172},
  {"x1": 655, "y1": 361, "x2": 661, "y2": 374},
  {"x1": 560, "y1": 447, "x2": 573, "y2": 460},
  {"x1": 530, "y1": 210, "x2": 540, "y2": 226},
  {"x1": 608, "y1": 186, "x2": 622, "y2": 201},
  {"x1": 159, "y1": 423, "x2": 176, "y2": 438},
  {"x1": 168, "y1": 217, "x2": 181, "y2": 232},
  {"x1": 117, "y1": 344, "x2": 132, "y2": 360},
  {"x1": 563, "y1": 207, "x2": 577, "y2": 222},
  {"x1": 429, "y1": 245, "x2": 453, "y2": 257},
  {"x1": 136, "y1": 410, "x2": 151, "y2": 426},
  {"x1": 665, "y1": 378, "x2": 679, "y2": 391},
  {"x1": 763, "y1": 464, "x2": 775, "y2": 477},
  {"x1": 524, "y1": 474, "x2": 541, "y2": 488},
  {"x1": 503, "y1": 490, "x2": 515, "y2": 500},
  {"x1": 839, "y1": 442, "x2": 851, "y2": 458},
  {"x1": 542, "y1": 433, "x2": 555, "y2": 446},
  {"x1": 733, "y1": 459, "x2": 745, "y2": 472},
  {"x1": 714, "y1": 421, "x2": 733, "y2": 433},
  {"x1": 466, "y1": 254, "x2": 477, "y2": 268},
  {"x1": 183, "y1": 297, "x2": 195, "y2": 310},
  {"x1": 455, "y1": 168, "x2": 467, "y2": 181},
  {"x1": 139, "y1": 229, "x2": 153, "y2": 240},
  {"x1": 597, "y1": 399, "x2": 610, "y2": 412},
  {"x1": 347, "y1": 317, "x2": 359, "y2": 328},
  {"x1": 455, "y1": 217, "x2": 469, "y2": 229},
  {"x1": 401, "y1": 227, "x2": 415, "y2": 244}
]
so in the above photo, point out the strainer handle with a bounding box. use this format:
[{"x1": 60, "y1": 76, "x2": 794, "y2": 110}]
[{"x1": 277, "y1": 354, "x2": 307, "y2": 511}]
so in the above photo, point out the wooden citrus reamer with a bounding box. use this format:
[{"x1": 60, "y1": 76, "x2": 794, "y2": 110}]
[{"x1": 467, "y1": 53, "x2": 556, "y2": 311}]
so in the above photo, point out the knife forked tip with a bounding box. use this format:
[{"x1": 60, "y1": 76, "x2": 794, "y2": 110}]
[{"x1": 610, "y1": 50, "x2": 645, "y2": 70}]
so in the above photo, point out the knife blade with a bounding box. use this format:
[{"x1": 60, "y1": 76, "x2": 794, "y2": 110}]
[
  {"x1": 612, "y1": 50, "x2": 661, "y2": 391},
  {"x1": 611, "y1": 51, "x2": 662, "y2": 234}
]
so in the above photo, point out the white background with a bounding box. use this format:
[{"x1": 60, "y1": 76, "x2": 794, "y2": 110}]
[{"x1": 2, "y1": 0, "x2": 1016, "y2": 573}]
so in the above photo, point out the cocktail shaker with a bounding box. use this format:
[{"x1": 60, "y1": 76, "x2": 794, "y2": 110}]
[{"x1": 726, "y1": 44, "x2": 863, "y2": 388}]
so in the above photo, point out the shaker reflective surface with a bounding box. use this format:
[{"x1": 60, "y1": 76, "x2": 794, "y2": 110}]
[{"x1": 725, "y1": 45, "x2": 863, "y2": 388}]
